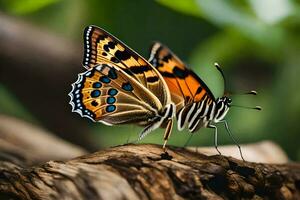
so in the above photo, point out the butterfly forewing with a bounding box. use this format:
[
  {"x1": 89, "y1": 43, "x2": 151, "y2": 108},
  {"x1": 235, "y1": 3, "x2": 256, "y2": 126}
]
[
  {"x1": 69, "y1": 64, "x2": 164, "y2": 125},
  {"x1": 149, "y1": 42, "x2": 215, "y2": 110},
  {"x1": 83, "y1": 25, "x2": 170, "y2": 107}
]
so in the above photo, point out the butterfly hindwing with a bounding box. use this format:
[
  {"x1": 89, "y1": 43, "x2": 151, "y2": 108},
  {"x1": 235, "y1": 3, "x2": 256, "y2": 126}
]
[
  {"x1": 69, "y1": 64, "x2": 164, "y2": 125},
  {"x1": 149, "y1": 42, "x2": 215, "y2": 110},
  {"x1": 83, "y1": 25, "x2": 170, "y2": 107}
]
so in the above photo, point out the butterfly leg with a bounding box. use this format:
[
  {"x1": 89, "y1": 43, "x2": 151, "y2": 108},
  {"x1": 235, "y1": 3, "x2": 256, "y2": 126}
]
[
  {"x1": 162, "y1": 119, "x2": 174, "y2": 152},
  {"x1": 220, "y1": 120, "x2": 245, "y2": 161},
  {"x1": 208, "y1": 124, "x2": 222, "y2": 155}
]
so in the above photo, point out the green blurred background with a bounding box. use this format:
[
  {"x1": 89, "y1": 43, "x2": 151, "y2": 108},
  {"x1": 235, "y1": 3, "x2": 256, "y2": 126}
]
[{"x1": 0, "y1": 0, "x2": 299, "y2": 160}]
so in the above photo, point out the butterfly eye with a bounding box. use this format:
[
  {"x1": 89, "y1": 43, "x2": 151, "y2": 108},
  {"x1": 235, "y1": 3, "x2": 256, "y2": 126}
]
[{"x1": 227, "y1": 98, "x2": 232, "y2": 104}]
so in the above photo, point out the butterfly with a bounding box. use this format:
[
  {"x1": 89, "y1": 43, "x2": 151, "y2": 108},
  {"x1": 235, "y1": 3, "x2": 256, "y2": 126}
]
[
  {"x1": 69, "y1": 25, "x2": 175, "y2": 151},
  {"x1": 148, "y1": 42, "x2": 248, "y2": 157}
]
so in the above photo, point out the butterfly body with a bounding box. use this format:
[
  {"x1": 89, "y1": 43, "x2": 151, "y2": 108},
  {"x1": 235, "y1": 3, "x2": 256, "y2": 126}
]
[
  {"x1": 69, "y1": 26, "x2": 175, "y2": 150},
  {"x1": 177, "y1": 96, "x2": 231, "y2": 133},
  {"x1": 149, "y1": 42, "x2": 263, "y2": 162},
  {"x1": 149, "y1": 43, "x2": 231, "y2": 133}
]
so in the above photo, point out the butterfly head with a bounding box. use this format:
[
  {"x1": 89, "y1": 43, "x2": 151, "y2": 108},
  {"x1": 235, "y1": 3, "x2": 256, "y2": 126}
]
[{"x1": 220, "y1": 96, "x2": 232, "y2": 107}]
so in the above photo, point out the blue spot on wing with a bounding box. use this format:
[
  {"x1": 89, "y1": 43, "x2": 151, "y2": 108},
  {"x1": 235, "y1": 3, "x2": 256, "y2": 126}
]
[
  {"x1": 91, "y1": 90, "x2": 101, "y2": 98},
  {"x1": 108, "y1": 68, "x2": 117, "y2": 79},
  {"x1": 92, "y1": 82, "x2": 102, "y2": 88},
  {"x1": 108, "y1": 88, "x2": 118, "y2": 96},
  {"x1": 107, "y1": 97, "x2": 116, "y2": 104},
  {"x1": 100, "y1": 76, "x2": 111, "y2": 83},
  {"x1": 106, "y1": 105, "x2": 116, "y2": 112},
  {"x1": 69, "y1": 70, "x2": 96, "y2": 120},
  {"x1": 122, "y1": 82, "x2": 133, "y2": 91}
]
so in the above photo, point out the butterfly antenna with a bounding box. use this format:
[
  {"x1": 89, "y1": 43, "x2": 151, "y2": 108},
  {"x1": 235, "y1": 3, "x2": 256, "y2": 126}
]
[
  {"x1": 246, "y1": 90, "x2": 257, "y2": 95},
  {"x1": 227, "y1": 90, "x2": 258, "y2": 96},
  {"x1": 231, "y1": 105, "x2": 262, "y2": 110},
  {"x1": 214, "y1": 63, "x2": 226, "y2": 90}
]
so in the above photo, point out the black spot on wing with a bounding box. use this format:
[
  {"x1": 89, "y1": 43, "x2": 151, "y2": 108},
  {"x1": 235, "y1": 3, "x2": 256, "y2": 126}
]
[
  {"x1": 91, "y1": 100, "x2": 98, "y2": 106},
  {"x1": 160, "y1": 71, "x2": 174, "y2": 78},
  {"x1": 103, "y1": 41, "x2": 116, "y2": 52},
  {"x1": 110, "y1": 57, "x2": 120, "y2": 63},
  {"x1": 157, "y1": 62, "x2": 164, "y2": 67},
  {"x1": 108, "y1": 68, "x2": 117, "y2": 79},
  {"x1": 146, "y1": 76, "x2": 159, "y2": 83},
  {"x1": 129, "y1": 65, "x2": 152, "y2": 74},
  {"x1": 123, "y1": 69, "x2": 135, "y2": 76},
  {"x1": 103, "y1": 45, "x2": 109, "y2": 52},
  {"x1": 162, "y1": 54, "x2": 172, "y2": 62},
  {"x1": 108, "y1": 41, "x2": 116, "y2": 49},
  {"x1": 195, "y1": 86, "x2": 202, "y2": 94},
  {"x1": 173, "y1": 66, "x2": 188, "y2": 79},
  {"x1": 115, "y1": 50, "x2": 131, "y2": 61}
]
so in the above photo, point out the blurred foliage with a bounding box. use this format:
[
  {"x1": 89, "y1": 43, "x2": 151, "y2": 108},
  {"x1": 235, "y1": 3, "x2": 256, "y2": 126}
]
[
  {"x1": 0, "y1": 84, "x2": 37, "y2": 122},
  {"x1": 1, "y1": 0, "x2": 300, "y2": 160},
  {"x1": 0, "y1": 0, "x2": 59, "y2": 14}
]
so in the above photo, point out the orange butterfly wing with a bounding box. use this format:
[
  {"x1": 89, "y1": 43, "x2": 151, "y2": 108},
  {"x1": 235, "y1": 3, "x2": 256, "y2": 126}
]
[
  {"x1": 149, "y1": 42, "x2": 215, "y2": 110},
  {"x1": 82, "y1": 26, "x2": 170, "y2": 107}
]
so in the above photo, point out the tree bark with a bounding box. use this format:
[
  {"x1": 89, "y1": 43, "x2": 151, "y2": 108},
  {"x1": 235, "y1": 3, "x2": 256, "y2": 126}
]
[
  {"x1": 0, "y1": 114, "x2": 299, "y2": 200},
  {"x1": 1, "y1": 143, "x2": 300, "y2": 200}
]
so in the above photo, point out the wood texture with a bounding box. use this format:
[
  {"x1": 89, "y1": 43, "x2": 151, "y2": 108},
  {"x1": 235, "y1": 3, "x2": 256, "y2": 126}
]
[
  {"x1": 1, "y1": 143, "x2": 300, "y2": 200},
  {"x1": 0, "y1": 114, "x2": 299, "y2": 200}
]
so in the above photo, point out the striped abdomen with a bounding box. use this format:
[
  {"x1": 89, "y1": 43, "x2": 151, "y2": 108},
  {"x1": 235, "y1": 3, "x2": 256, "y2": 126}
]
[{"x1": 177, "y1": 96, "x2": 230, "y2": 133}]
